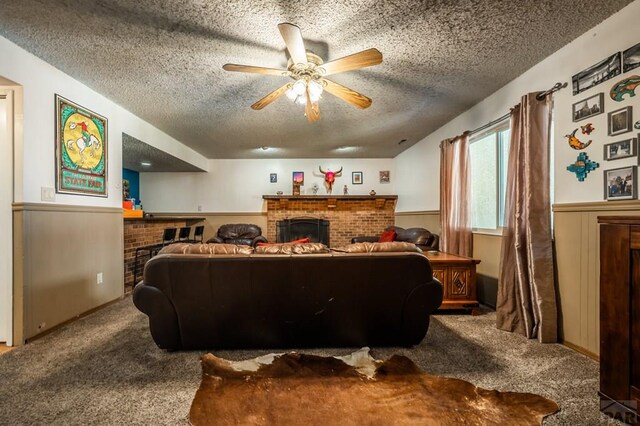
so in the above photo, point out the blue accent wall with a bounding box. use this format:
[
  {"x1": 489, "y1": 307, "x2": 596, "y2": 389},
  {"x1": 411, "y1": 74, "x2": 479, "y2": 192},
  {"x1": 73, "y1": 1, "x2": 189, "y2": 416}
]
[{"x1": 122, "y1": 168, "x2": 140, "y2": 202}]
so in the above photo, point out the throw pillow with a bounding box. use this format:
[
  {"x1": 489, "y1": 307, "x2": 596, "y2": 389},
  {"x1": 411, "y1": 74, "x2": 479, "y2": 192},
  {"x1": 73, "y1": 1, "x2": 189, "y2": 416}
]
[{"x1": 378, "y1": 229, "x2": 397, "y2": 243}]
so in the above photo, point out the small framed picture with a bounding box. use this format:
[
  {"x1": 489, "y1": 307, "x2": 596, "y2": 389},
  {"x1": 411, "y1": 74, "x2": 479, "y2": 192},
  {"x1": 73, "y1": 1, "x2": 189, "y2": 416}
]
[
  {"x1": 270, "y1": 173, "x2": 277, "y2": 183},
  {"x1": 623, "y1": 41, "x2": 640, "y2": 73},
  {"x1": 603, "y1": 138, "x2": 637, "y2": 161},
  {"x1": 292, "y1": 171, "x2": 304, "y2": 185},
  {"x1": 352, "y1": 171, "x2": 363, "y2": 185},
  {"x1": 379, "y1": 170, "x2": 390, "y2": 183},
  {"x1": 608, "y1": 106, "x2": 633, "y2": 136},
  {"x1": 604, "y1": 166, "x2": 637, "y2": 201},
  {"x1": 572, "y1": 93, "x2": 603, "y2": 122}
]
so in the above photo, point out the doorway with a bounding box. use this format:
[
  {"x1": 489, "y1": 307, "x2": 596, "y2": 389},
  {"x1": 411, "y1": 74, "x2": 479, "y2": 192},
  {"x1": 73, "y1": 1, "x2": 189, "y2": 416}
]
[{"x1": 0, "y1": 89, "x2": 13, "y2": 345}]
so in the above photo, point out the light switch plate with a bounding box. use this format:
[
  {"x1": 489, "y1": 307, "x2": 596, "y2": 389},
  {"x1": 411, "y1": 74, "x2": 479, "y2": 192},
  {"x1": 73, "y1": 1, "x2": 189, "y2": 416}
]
[{"x1": 41, "y1": 187, "x2": 55, "y2": 202}]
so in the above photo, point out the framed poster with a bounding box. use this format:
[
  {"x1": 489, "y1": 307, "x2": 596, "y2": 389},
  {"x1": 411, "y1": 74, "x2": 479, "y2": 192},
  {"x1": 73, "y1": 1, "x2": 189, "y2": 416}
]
[
  {"x1": 608, "y1": 106, "x2": 633, "y2": 136},
  {"x1": 572, "y1": 93, "x2": 603, "y2": 122},
  {"x1": 55, "y1": 95, "x2": 108, "y2": 197},
  {"x1": 603, "y1": 138, "x2": 637, "y2": 161},
  {"x1": 572, "y1": 52, "x2": 621, "y2": 95},
  {"x1": 604, "y1": 166, "x2": 637, "y2": 201},
  {"x1": 352, "y1": 171, "x2": 363, "y2": 184}
]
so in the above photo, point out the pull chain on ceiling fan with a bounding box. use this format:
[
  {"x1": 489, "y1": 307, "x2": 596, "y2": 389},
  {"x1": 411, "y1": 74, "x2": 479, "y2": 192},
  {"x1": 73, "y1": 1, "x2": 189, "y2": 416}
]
[{"x1": 223, "y1": 23, "x2": 383, "y2": 123}]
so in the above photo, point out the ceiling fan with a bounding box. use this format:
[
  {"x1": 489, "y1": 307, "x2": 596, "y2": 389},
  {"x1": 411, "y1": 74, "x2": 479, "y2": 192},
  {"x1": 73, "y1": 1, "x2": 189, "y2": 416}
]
[{"x1": 223, "y1": 23, "x2": 383, "y2": 123}]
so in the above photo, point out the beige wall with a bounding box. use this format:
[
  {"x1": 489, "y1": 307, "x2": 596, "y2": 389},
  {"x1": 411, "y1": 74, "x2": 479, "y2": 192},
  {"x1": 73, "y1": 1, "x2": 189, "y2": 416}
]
[
  {"x1": 13, "y1": 203, "x2": 123, "y2": 341},
  {"x1": 395, "y1": 211, "x2": 440, "y2": 234},
  {"x1": 553, "y1": 201, "x2": 640, "y2": 357}
]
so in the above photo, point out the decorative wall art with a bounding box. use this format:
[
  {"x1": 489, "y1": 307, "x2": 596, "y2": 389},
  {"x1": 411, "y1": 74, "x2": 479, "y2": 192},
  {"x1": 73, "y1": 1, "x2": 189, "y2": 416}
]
[
  {"x1": 572, "y1": 52, "x2": 621, "y2": 95},
  {"x1": 623, "y1": 41, "x2": 640, "y2": 73},
  {"x1": 352, "y1": 171, "x2": 363, "y2": 185},
  {"x1": 55, "y1": 94, "x2": 108, "y2": 197},
  {"x1": 572, "y1": 93, "x2": 603, "y2": 121},
  {"x1": 581, "y1": 123, "x2": 595, "y2": 135},
  {"x1": 566, "y1": 152, "x2": 599, "y2": 182},
  {"x1": 292, "y1": 171, "x2": 304, "y2": 195},
  {"x1": 379, "y1": 170, "x2": 390, "y2": 183},
  {"x1": 603, "y1": 138, "x2": 637, "y2": 161},
  {"x1": 604, "y1": 166, "x2": 637, "y2": 200},
  {"x1": 608, "y1": 106, "x2": 633, "y2": 136},
  {"x1": 564, "y1": 128, "x2": 592, "y2": 150},
  {"x1": 609, "y1": 75, "x2": 640, "y2": 101},
  {"x1": 319, "y1": 166, "x2": 342, "y2": 194},
  {"x1": 270, "y1": 173, "x2": 277, "y2": 183},
  {"x1": 635, "y1": 120, "x2": 640, "y2": 130}
]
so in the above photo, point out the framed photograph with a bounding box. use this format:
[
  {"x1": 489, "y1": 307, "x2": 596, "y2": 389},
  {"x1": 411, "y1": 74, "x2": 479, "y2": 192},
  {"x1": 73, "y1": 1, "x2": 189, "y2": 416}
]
[
  {"x1": 603, "y1": 138, "x2": 637, "y2": 161},
  {"x1": 352, "y1": 171, "x2": 363, "y2": 185},
  {"x1": 604, "y1": 166, "x2": 637, "y2": 200},
  {"x1": 55, "y1": 94, "x2": 108, "y2": 197},
  {"x1": 623, "y1": 41, "x2": 640, "y2": 73},
  {"x1": 572, "y1": 52, "x2": 622, "y2": 95},
  {"x1": 379, "y1": 170, "x2": 390, "y2": 183},
  {"x1": 608, "y1": 106, "x2": 633, "y2": 136},
  {"x1": 572, "y1": 93, "x2": 603, "y2": 122},
  {"x1": 270, "y1": 173, "x2": 277, "y2": 183},
  {"x1": 292, "y1": 171, "x2": 304, "y2": 186}
]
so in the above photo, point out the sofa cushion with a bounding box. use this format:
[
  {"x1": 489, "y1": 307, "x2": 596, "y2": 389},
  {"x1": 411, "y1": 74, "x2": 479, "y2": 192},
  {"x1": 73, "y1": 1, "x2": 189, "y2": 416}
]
[
  {"x1": 158, "y1": 243, "x2": 254, "y2": 255},
  {"x1": 332, "y1": 241, "x2": 422, "y2": 254},
  {"x1": 378, "y1": 229, "x2": 397, "y2": 243},
  {"x1": 254, "y1": 242, "x2": 330, "y2": 255},
  {"x1": 256, "y1": 237, "x2": 311, "y2": 247}
]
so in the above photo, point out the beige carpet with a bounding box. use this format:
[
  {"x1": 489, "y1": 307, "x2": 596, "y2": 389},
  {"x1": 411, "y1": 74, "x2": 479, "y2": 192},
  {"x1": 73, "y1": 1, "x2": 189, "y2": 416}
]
[{"x1": 0, "y1": 296, "x2": 621, "y2": 425}]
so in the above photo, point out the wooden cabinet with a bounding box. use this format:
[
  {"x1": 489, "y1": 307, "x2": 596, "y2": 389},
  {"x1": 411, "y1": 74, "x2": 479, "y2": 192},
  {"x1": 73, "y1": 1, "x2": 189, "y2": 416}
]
[
  {"x1": 424, "y1": 252, "x2": 480, "y2": 312},
  {"x1": 598, "y1": 216, "x2": 640, "y2": 423}
]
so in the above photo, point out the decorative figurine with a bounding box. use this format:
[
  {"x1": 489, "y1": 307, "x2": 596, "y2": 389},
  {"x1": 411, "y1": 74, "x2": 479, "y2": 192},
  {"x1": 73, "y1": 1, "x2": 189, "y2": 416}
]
[
  {"x1": 580, "y1": 123, "x2": 595, "y2": 135},
  {"x1": 343, "y1": 185, "x2": 348, "y2": 195},
  {"x1": 311, "y1": 183, "x2": 319, "y2": 195},
  {"x1": 369, "y1": 190, "x2": 376, "y2": 196}
]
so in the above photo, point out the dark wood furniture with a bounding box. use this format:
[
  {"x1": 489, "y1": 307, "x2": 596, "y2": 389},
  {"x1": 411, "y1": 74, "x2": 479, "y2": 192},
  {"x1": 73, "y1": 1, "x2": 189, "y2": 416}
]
[
  {"x1": 424, "y1": 252, "x2": 480, "y2": 313},
  {"x1": 598, "y1": 216, "x2": 640, "y2": 423}
]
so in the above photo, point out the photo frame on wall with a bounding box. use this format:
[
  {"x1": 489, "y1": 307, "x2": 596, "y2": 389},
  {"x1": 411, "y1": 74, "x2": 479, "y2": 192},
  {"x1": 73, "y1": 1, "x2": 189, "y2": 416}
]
[
  {"x1": 603, "y1": 138, "x2": 637, "y2": 161},
  {"x1": 572, "y1": 93, "x2": 604, "y2": 122},
  {"x1": 572, "y1": 52, "x2": 621, "y2": 95},
  {"x1": 608, "y1": 106, "x2": 633, "y2": 136},
  {"x1": 604, "y1": 166, "x2": 637, "y2": 201},
  {"x1": 352, "y1": 171, "x2": 363, "y2": 185},
  {"x1": 270, "y1": 173, "x2": 277, "y2": 183},
  {"x1": 55, "y1": 94, "x2": 108, "y2": 197},
  {"x1": 379, "y1": 170, "x2": 390, "y2": 183},
  {"x1": 623, "y1": 41, "x2": 640, "y2": 73}
]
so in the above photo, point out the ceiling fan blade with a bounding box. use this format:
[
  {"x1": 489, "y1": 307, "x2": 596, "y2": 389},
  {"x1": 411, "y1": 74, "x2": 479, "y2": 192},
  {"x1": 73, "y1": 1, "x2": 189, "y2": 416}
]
[
  {"x1": 278, "y1": 23, "x2": 308, "y2": 65},
  {"x1": 322, "y1": 79, "x2": 372, "y2": 109},
  {"x1": 251, "y1": 83, "x2": 291, "y2": 110},
  {"x1": 320, "y1": 48, "x2": 383, "y2": 76},
  {"x1": 305, "y1": 86, "x2": 320, "y2": 123},
  {"x1": 223, "y1": 63, "x2": 289, "y2": 76}
]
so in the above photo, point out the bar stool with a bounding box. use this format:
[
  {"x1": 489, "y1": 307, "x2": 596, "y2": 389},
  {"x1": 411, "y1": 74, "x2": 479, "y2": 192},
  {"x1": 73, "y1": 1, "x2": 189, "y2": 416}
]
[
  {"x1": 178, "y1": 226, "x2": 191, "y2": 242},
  {"x1": 188, "y1": 225, "x2": 205, "y2": 243},
  {"x1": 133, "y1": 227, "x2": 177, "y2": 286}
]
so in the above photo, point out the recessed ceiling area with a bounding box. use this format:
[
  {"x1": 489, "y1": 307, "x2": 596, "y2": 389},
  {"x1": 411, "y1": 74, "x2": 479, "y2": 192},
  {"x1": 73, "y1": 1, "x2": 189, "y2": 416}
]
[
  {"x1": 122, "y1": 134, "x2": 205, "y2": 173},
  {"x1": 0, "y1": 0, "x2": 633, "y2": 158}
]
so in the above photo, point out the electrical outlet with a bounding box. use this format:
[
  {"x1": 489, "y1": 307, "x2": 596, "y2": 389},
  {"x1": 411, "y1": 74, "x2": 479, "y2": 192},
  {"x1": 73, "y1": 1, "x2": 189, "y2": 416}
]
[
  {"x1": 197, "y1": 205, "x2": 202, "y2": 212},
  {"x1": 97, "y1": 272, "x2": 103, "y2": 284},
  {"x1": 41, "y1": 187, "x2": 55, "y2": 202}
]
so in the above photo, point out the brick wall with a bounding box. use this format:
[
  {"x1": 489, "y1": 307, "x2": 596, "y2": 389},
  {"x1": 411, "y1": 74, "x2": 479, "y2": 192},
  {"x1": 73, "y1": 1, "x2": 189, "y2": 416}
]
[
  {"x1": 265, "y1": 197, "x2": 397, "y2": 247},
  {"x1": 123, "y1": 219, "x2": 187, "y2": 290}
]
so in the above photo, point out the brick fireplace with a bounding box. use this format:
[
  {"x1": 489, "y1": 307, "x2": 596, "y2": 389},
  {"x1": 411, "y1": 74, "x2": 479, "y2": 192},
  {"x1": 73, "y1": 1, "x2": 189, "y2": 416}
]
[{"x1": 263, "y1": 195, "x2": 397, "y2": 247}]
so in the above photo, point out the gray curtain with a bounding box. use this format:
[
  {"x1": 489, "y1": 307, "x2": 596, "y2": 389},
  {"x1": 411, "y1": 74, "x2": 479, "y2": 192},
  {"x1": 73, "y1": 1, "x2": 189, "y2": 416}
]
[
  {"x1": 439, "y1": 133, "x2": 473, "y2": 257},
  {"x1": 496, "y1": 93, "x2": 557, "y2": 343}
]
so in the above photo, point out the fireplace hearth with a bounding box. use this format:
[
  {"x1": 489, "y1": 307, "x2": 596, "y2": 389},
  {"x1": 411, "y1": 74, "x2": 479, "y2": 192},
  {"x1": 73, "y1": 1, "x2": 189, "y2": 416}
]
[{"x1": 277, "y1": 217, "x2": 330, "y2": 246}]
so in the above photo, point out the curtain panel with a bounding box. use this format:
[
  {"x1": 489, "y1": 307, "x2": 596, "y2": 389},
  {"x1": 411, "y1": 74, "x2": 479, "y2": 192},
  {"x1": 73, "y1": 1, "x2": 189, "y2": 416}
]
[
  {"x1": 496, "y1": 93, "x2": 557, "y2": 343},
  {"x1": 439, "y1": 133, "x2": 472, "y2": 258}
]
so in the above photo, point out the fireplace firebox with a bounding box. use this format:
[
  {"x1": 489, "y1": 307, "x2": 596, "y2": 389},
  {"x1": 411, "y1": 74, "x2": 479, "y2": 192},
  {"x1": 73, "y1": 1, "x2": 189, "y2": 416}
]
[{"x1": 276, "y1": 217, "x2": 330, "y2": 246}]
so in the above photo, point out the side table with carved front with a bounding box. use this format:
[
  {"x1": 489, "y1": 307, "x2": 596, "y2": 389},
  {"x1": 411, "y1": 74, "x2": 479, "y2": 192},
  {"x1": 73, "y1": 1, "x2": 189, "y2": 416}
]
[{"x1": 423, "y1": 252, "x2": 480, "y2": 313}]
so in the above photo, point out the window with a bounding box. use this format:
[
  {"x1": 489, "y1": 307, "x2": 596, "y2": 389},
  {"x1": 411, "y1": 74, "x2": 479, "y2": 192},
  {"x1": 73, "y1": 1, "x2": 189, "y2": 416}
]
[{"x1": 469, "y1": 121, "x2": 510, "y2": 231}]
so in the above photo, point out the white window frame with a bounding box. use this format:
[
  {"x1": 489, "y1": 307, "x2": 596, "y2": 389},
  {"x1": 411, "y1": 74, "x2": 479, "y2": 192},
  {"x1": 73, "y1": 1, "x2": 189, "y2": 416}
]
[{"x1": 470, "y1": 119, "x2": 510, "y2": 236}]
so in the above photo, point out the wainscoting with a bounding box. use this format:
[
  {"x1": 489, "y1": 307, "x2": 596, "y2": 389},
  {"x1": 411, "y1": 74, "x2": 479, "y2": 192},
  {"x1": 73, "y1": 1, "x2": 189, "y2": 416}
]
[{"x1": 12, "y1": 203, "x2": 123, "y2": 342}]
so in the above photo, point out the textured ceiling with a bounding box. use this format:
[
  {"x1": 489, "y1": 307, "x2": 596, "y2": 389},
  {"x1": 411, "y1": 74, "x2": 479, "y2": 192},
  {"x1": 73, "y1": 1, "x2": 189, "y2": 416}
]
[
  {"x1": 122, "y1": 133, "x2": 205, "y2": 172},
  {"x1": 0, "y1": 0, "x2": 633, "y2": 159}
]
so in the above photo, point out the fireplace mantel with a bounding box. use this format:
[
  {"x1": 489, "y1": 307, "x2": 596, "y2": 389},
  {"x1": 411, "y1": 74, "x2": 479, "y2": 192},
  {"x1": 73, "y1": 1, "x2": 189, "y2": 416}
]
[{"x1": 263, "y1": 195, "x2": 397, "y2": 247}]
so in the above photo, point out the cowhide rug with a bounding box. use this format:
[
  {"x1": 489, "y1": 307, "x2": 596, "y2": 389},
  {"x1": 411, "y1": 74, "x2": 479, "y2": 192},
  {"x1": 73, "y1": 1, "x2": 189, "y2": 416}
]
[{"x1": 189, "y1": 348, "x2": 559, "y2": 425}]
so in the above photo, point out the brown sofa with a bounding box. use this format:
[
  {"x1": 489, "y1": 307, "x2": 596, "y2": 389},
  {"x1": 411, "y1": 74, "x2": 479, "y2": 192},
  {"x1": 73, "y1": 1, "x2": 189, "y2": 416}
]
[
  {"x1": 132, "y1": 243, "x2": 443, "y2": 351},
  {"x1": 352, "y1": 226, "x2": 440, "y2": 251},
  {"x1": 206, "y1": 223, "x2": 268, "y2": 247}
]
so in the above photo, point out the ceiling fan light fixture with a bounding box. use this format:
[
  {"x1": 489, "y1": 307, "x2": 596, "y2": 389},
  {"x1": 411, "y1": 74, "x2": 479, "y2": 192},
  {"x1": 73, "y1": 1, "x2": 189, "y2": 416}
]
[
  {"x1": 292, "y1": 80, "x2": 307, "y2": 96},
  {"x1": 308, "y1": 80, "x2": 323, "y2": 98},
  {"x1": 295, "y1": 95, "x2": 307, "y2": 106},
  {"x1": 285, "y1": 88, "x2": 297, "y2": 101}
]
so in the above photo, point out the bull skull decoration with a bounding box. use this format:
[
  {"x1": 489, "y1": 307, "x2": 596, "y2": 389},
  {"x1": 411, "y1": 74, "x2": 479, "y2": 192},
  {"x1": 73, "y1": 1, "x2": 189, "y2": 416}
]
[{"x1": 319, "y1": 166, "x2": 343, "y2": 194}]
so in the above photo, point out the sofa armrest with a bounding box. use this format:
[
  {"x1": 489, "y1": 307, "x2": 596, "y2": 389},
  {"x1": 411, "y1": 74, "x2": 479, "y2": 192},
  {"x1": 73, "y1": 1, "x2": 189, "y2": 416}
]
[
  {"x1": 251, "y1": 235, "x2": 268, "y2": 247},
  {"x1": 206, "y1": 236, "x2": 224, "y2": 244},
  {"x1": 132, "y1": 284, "x2": 181, "y2": 351},
  {"x1": 401, "y1": 280, "x2": 444, "y2": 346},
  {"x1": 351, "y1": 236, "x2": 379, "y2": 244}
]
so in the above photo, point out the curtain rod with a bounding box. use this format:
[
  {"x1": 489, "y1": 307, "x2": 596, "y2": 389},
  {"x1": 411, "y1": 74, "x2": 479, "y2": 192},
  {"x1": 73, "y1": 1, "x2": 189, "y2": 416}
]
[{"x1": 468, "y1": 81, "x2": 567, "y2": 136}]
